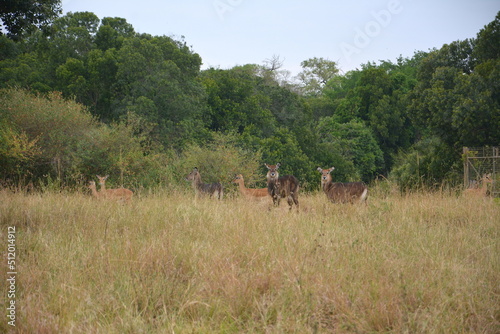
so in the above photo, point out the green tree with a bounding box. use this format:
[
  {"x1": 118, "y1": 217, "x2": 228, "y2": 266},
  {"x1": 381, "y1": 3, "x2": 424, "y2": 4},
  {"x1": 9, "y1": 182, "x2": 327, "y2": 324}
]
[
  {"x1": 411, "y1": 54, "x2": 499, "y2": 149},
  {"x1": 45, "y1": 11, "x2": 100, "y2": 64},
  {"x1": 0, "y1": 0, "x2": 62, "y2": 40},
  {"x1": 112, "y1": 35, "x2": 205, "y2": 147},
  {"x1": 297, "y1": 57, "x2": 340, "y2": 96},
  {"x1": 390, "y1": 136, "x2": 461, "y2": 191},
  {"x1": 0, "y1": 52, "x2": 50, "y2": 91},
  {"x1": 316, "y1": 118, "x2": 384, "y2": 182},
  {"x1": 451, "y1": 60, "x2": 500, "y2": 146},
  {"x1": 318, "y1": 61, "x2": 417, "y2": 173},
  {"x1": 260, "y1": 127, "x2": 316, "y2": 189},
  {"x1": 354, "y1": 66, "x2": 392, "y2": 120},
  {"x1": 201, "y1": 66, "x2": 275, "y2": 134},
  {"x1": 472, "y1": 11, "x2": 500, "y2": 64},
  {"x1": 399, "y1": 14, "x2": 500, "y2": 189},
  {"x1": 55, "y1": 48, "x2": 118, "y2": 118},
  {"x1": 95, "y1": 17, "x2": 135, "y2": 51},
  {"x1": 416, "y1": 39, "x2": 475, "y2": 86},
  {"x1": 0, "y1": 35, "x2": 20, "y2": 60}
]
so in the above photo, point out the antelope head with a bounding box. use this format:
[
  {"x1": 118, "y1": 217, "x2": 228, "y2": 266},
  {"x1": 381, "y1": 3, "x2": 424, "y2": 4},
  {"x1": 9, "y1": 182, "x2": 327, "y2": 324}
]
[
  {"x1": 96, "y1": 175, "x2": 109, "y2": 186},
  {"x1": 317, "y1": 167, "x2": 335, "y2": 185},
  {"x1": 186, "y1": 167, "x2": 200, "y2": 182},
  {"x1": 265, "y1": 163, "x2": 281, "y2": 181}
]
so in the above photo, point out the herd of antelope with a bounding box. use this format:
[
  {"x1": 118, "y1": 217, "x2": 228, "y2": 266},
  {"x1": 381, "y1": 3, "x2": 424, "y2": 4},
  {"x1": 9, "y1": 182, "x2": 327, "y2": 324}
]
[
  {"x1": 88, "y1": 166, "x2": 494, "y2": 206},
  {"x1": 183, "y1": 163, "x2": 369, "y2": 210}
]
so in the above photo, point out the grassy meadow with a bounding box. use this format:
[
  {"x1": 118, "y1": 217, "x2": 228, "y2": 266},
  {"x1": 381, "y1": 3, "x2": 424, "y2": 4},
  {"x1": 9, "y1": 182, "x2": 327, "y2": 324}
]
[{"x1": 1, "y1": 187, "x2": 499, "y2": 333}]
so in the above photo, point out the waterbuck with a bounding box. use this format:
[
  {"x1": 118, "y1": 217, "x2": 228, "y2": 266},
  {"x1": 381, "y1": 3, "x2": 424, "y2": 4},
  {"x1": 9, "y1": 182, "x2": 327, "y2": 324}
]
[
  {"x1": 186, "y1": 167, "x2": 223, "y2": 199},
  {"x1": 317, "y1": 167, "x2": 368, "y2": 204},
  {"x1": 265, "y1": 163, "x2": 299, "y2": 210}
]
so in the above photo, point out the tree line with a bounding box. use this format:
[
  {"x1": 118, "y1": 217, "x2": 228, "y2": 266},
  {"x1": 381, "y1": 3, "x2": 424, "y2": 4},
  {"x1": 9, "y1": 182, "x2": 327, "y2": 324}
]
[{"x1": 1, "y1": 8, "x2": 499, "y2": 191}]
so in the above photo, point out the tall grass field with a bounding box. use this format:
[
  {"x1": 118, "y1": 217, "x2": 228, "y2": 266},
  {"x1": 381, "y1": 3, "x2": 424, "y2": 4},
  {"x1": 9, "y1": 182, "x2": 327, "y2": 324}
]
[{"x1": 1, "y1": 188, "x2": 499, "y2": 333}]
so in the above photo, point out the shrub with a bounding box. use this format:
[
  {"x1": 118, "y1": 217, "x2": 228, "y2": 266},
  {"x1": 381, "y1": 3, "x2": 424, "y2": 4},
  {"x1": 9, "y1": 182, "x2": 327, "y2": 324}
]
[
  {"x1": 177, "y1": 132, "x2": 262, "y2": 192},
  {"x1": 390, "y1": 136, "x2": 462, "y2": 191},
  {"x1": 316, "y1": 118, "x2": 384, "y2": 182},
  {"x1": 0, "y1": 88, "x2": 169, "y2": 189}
]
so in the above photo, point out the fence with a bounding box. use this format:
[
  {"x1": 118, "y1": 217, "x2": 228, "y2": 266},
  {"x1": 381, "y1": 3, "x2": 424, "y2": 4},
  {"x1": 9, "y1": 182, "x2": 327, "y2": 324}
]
[{"x1": 463, "y1": 147, "x2": 499, "y2": 197}]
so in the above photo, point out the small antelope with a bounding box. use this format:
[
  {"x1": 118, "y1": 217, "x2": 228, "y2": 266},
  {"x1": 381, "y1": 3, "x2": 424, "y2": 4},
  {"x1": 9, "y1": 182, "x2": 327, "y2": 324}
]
[
  {"x1": 96, "y1": 175, "x2": 134, "y2": 203},
  {"x1": 88, "y1": 181, "x2": 101, "y2": 198},
  {"x1": 265, "y1": 163, "x2": 299, "y2": 210},
  {"x1": 317, "y1": 167, "x2": 368, "y2": 204},
  {"x1": 232, "y1": 174, "x2": 268, "y2": 199},
  {"x1": 185, "y1": 167, "x2": 223, "y2": 199},
  {"x1": 464, "y1": 173, "x2": 493, "y2": 197}
]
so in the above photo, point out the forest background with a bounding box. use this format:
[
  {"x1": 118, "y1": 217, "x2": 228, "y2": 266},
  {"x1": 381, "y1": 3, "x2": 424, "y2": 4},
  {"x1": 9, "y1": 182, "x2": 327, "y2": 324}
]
[{"x1": 1, "y1": 2, "x2": 499, "y2": 192}]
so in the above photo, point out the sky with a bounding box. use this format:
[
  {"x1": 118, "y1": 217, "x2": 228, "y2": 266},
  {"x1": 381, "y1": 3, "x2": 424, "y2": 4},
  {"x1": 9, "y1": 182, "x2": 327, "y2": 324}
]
[{"x1": 61, "y1": 0, "x2": 499, "y2": 76}]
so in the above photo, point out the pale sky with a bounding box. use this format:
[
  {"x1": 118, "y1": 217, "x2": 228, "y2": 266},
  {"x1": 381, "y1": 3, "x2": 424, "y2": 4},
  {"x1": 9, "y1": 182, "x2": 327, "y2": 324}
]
[{"x1": 61, "y1": 0, "x2": 499, "y2": 76}]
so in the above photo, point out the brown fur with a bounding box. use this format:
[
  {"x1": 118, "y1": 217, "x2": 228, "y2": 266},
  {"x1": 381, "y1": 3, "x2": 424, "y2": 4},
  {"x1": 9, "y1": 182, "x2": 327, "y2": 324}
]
[
  {"x1": 88, "y1": 181, "x2": 101, "y2": 198},
  {"x1": 185, "y1": 168, "x2": 223, "y2": 199},
  {"x1": 265, "y1": 163, "x2": 299, "y2": 210},
  {"x1": 96, "y1": 175, "x2": 134, "y2": 203},
  {"x1": 232, "y1": 174, "x2": 268, "y2": 199},
  {"x1": 317, "y1": 167, "x2": 368, "y2": 204}
]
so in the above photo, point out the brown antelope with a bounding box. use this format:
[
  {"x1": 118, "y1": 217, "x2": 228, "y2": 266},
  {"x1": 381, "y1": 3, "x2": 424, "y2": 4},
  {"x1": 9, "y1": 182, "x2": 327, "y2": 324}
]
[
  {"x1": 96, "y1": 175, "x2": 134, "y2": 203},
  {"x1": 88, "y1": 181, "x2": 101, "y2": 198},
  {"x1": 464, "y1": 173, "x2": 493, "y2": 197},
  {"x1": 232, "y1": 174, "x2": 268, "y2": 199},
  {"x1": 317, "y1": 167, "x2": 368, "y2": 204},
  {"x1": 185, "y1": 167, "x2": 223, "y2": 199},
  {"x1": 265, "y1": 163, "x2": 299, "y2": 210}
]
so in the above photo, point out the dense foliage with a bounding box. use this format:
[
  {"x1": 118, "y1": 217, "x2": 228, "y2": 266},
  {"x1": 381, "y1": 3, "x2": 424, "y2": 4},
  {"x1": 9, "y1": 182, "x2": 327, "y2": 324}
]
[
  {"x1": 1, "y1": 8, "x2": 499, "y2": 191},
  {"x1": 0, "y1": 0, "x2": 62, "y2": 40}
]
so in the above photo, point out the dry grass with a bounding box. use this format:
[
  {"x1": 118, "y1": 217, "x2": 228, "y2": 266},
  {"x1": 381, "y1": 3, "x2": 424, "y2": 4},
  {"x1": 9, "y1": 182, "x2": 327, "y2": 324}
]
[{"x1": 1, "y1": 188, "x2": 499, "y2": 333}]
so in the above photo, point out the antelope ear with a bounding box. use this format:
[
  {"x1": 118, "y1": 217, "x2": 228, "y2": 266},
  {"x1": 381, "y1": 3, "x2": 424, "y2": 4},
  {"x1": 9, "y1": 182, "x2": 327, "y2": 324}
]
[
  {"x1": 328, "y1": 167, "x2": 335, "y2": 173},
  {"x1": 104, "y1": 175, "x2": 109, "y2": 179},
  {"x1": 276, "y1": 163, "x2": 281, "y2": 168},
  {"x1": 264, "y1": 163, "x2": 270, "y2": 169},
  {"x1": 317, "y1": 167, "x2": 323, "y2": 173}
]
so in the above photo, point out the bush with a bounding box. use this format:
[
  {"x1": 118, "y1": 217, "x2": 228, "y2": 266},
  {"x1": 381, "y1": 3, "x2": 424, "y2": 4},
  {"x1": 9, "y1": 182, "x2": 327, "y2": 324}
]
[
  {"x1": 390, "y1": 136, "x2": 462, "y2": 191},
  {"x1": 0, "y1": 89, "x2": 97, "y2": 184},
  {"x1": 316, "y1": 118, "x2": 384, "y2": 182},
  {"x1": 0, "y1": 122, "x2": 41, "y2": 185},
  {"x1": 176, "y1": 132, "x2": 262, "y2": 193},
  {"x1": 259, "y1": 127, "x2": 316, "y2": 190},
  {"x1": 0, "y1": 88, "x2": 169, "y2": 189}
]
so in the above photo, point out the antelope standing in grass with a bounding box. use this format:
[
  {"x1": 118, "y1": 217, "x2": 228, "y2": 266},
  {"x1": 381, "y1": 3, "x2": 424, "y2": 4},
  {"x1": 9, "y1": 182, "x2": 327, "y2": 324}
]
[
  {"x1": 317, "y1": 167, "x2": 368, "y2": 204},
  {"x1": 265, "y1": 163, "x2": 299, "y2": 210},
  {"x1": 95, "y1": 175, "x2": 134, "y2": 203},
  {"x1": 464, "y1": 173, "x2": 493, "y2": 197},
  {"x1": 185, "y1": 167, "x2": 223, "y2": 199},
  {"x1": 88, "y1": 181, "x2": 101, "y2": 198},
  {"x1": 232, "y1": 174, "x2": 268, "y2": 199}
]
